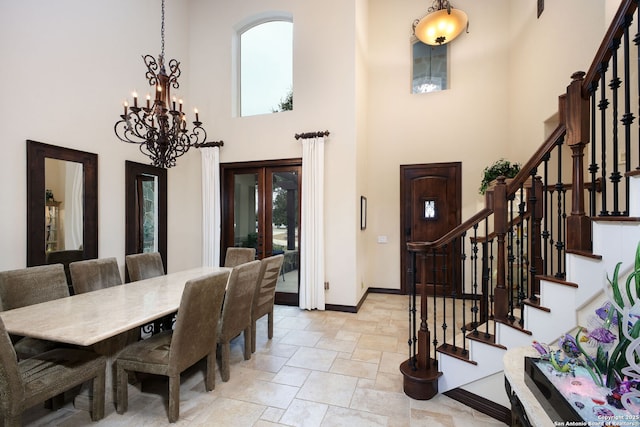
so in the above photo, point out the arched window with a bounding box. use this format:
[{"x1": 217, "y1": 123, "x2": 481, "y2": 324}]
[{"x1": 239, "y1": 19, "x2": 293, "y2": 117}]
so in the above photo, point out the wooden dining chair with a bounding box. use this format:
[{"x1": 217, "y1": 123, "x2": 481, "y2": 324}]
[
  {"x1": 0, "y1": 264, "x2": 70, "y2": 360},
  {"x1": 125, "y1": 252, "x2": 165, "y2": 281},
  {"x1": 218, "y1": 260, "x2": 261, "y2": 382},
  {"x1": 251, "y1": 254, "x2": 284, "y2": 353},
  {"x1": 223, "y1": 247, "x2": 256, "y2": 267},
  {"x1": 69, "y1": 257, "x2": 122, "y2": 294},
  {"x1": 115, "y1": 270, "x2": 229, "y2": 423},
  {"x1": 0, "y1": 316, "x2": 106, "y2": 426}
]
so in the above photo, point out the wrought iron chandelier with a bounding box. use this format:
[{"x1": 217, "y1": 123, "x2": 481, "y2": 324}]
[
  {"x1": 413, "y1": 0, "x2": 468, "y2": 46},
  {"x1": 114, "y1": 0, "x2": 208, "y2": 168}
]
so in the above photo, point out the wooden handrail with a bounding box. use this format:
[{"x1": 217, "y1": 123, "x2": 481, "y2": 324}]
[
  {"x1": 407, "y1": 208, "x2": 493, "y2": 252},
  {"x1": 583, "y1": 0, "x2": 638, "y2": 95}
]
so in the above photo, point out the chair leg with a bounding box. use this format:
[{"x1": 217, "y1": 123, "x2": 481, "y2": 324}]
[
  {"x1": 251, "y1": 320, "x2": 257, "y2": 353},
  {"x1": 91, "y1": 370, "x2": 106, "y2": 421},
  {"x1": 116, "y1": 363, "x2": 128, "y2": 415},
  {"x1": 168, "y1": 374, "x2": 180, "y2": 423},
  {"x1": 205, "y1": 352, "x2": 216, "y2": 391},
  {"x1": 243, "y1": 327, "x2": 252, "y2": 361},
  {"x1": 220, "y1": 342, "x2": 231, "y2": 382},
  {"x1": 268, "y1": 309, "x2": 274, "y2": 339}
]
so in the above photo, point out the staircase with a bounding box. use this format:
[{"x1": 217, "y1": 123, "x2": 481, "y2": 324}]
[{"x1": 401, "y1": 0, "x2": 640, "y2": 416}]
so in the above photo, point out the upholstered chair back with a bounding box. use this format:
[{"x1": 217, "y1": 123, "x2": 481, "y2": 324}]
[
  {"x1": 220, "y1": 260, "x2": 260, "y2": 342},
  {"x1": 253, "y1": 254, "x2": 284, "y2": 318},
  {"x1": 251, "y1": 254, "x2": 284, "y2": 352},
  {"x1": 125, "y1": 252, "x2": 165, "y2": 282},
  {"x1": 69, "y1": 257, "x2": 122, "y2": 294},
  {"x1": 0, "y1": 317, "x2": 24, "y2": 415},
  {"x1": 223, "y1": 247, "x2": 256, "y2": 268},
  {"x1": 169, "y1": 271, "x2": 228, "y2": 374},
  {"x1": 0, "y1": 264, "x2": 69, "y2": 311}
]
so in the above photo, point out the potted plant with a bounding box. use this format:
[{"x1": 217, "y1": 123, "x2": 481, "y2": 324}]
[{"x1": 478, "y1": 158, "x2": 521, "y2": 195}]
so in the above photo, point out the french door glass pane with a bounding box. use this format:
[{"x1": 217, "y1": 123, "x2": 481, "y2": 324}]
[
  {"x1": 233, "y1": 173, "x2": 259, "y2": 250},
  {"x1": 272, "y1": 171, "x2": 298, "y2": 294}
]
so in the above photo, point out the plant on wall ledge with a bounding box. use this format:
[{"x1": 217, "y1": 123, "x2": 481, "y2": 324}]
[{"x1": 479, "y1": 158, "x2": 521, "y2": 195}]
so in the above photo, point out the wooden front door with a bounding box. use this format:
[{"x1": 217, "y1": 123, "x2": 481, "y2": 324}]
[{"x1": 400, "y1": 162, "x2": 461, "y2": 295}]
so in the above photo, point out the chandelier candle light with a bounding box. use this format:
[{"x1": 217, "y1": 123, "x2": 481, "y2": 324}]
[
  {"x1": 413, "y1": 0, "x2": 468, "y2": 46},
  {"x1": 114, "y1": 0, "x2": 211, "y2": 168}
]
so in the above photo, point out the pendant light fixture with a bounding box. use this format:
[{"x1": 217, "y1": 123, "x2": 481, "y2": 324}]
[
  {"x1": 114, "y1": 0, "x2": 211, "y2": 168},
  {"x1": 413, "y1": 0, "x2": 468, "y2": 46}
]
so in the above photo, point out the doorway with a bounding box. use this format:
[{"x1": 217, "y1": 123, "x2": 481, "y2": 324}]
[
  {"x1": 221, "y1": 159, "x2": 301, "y2": 305},
  {"x1": 400, "y1": 162, "x2": 462, "y2": 295}
]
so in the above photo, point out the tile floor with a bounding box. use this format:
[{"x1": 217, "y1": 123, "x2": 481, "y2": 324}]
[{"x1": 23, "y1": 293, "x2": 507, "y2": 426}]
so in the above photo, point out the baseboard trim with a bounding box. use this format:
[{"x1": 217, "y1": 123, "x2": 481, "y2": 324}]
[
  {"x1": 325, "y1": 303, "x2": 357, "y2": 313},
  {"x1": 443, "y1": 387, "x2": 511, "y2": 425},
  {"x1": 368, "y1": 287, "x2": 403, "y2": 295}
]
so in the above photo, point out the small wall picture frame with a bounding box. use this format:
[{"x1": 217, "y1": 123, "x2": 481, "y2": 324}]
[{"x1": 360, "y1": 196, "x2": 367, "y2": 230}]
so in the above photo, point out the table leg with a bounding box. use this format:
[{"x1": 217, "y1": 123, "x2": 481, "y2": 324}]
[{"x1": 74, "y1": 329, "x2": 139, "y2": 411}]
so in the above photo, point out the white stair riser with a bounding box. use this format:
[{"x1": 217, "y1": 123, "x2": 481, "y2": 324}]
[{"x1": 438, "y1": 341, "x2": 505, "y2": 392}]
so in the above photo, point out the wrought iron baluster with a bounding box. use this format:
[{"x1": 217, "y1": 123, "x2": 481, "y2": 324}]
[
  {"x1": 507, "y1": 195, "x2": 515, "y2": 323},
  {"x1": 542, "y1": 152, "x2": 550, "y2": 276},
  {"x1": 599, "y1": 61, "x2": 610, "y2": 216},
  {"x1": 621, "y1": 15, "x2": 633, "y2": 215},
  {"x1": 483, "y1": 218, "x2": 490, "y2": 338},
  {"x1": 441, "y1": 244, "x2": 448, "y2": 350},
  {"x1": 589, "y1": 81, "x2": 599, "y2": 217},
  {"x1": 461, "y1": 231, "x2": 468, "y2": 356},
  {"x1": 471, "y1": 224, "x2": 480, "y2": 336},
  {"x1": 609, "y1": 38, "x2": 622, "y2": 215},
  {"x1": 555, "y1": 137, "x2": 566, "y2": 279}
]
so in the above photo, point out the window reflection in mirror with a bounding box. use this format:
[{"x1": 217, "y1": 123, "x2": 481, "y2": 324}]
[
  {"x1": 412, "y1": 41, "x2": 447, "y2": 94},
  {"x1": 138, "y1": 174, "x2": 159, "y2": 253},
  {"x1": 44, "y1": 158, "x2": 84, "y2": 252},
  {"x1": 125, "y1": 161, "x2": 167, "y2": 270}
]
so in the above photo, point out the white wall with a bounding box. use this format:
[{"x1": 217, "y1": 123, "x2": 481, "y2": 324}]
[
  {"x1": 0, "y1": 1, "x2": 177, "y2": 273},
  {"x1": 507, "y1": 0, "x2": 607, "y2": 159},
  {"x1": 363, "y1": 0, "x2": 609, "y2": 291},
  {"x1": 365, "y1": 0, "x2": 511, "y2": 290},
  {"x1": 0, "y1": 0, "x2": 614, "y2": 307},
  {"x1": 187, "y1": 0, "x2": 360, "y2": 306}
]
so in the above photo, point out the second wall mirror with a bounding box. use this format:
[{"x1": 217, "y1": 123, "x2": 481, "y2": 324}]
[{"x1": 125, "y1": 161, "x2": 168, "y2": 273}]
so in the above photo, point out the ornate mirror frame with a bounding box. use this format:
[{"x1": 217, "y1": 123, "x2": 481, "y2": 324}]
[{"x1": 26, "y1": 140, "x2": 98, "y2": 266}]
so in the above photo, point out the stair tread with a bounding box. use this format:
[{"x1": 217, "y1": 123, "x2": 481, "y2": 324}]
[
  {"x1": 565, "y1": 249, "x2": 603, "y2": 259},
  {"x1": 537, "y1": 275, "x2": 578, "y2": 288},
  {"x1": 495, "y1": 317, "x2": 532, "y2": 335},
  {"x1": 465, "y1": 331, "x2": 507, "y2": 350},
  {"x1": 522, "y1": 297, "x2": 550, "y2": 312},
  {"x1": 436, "y1": 344, "x2": 477, "y2": 365}
]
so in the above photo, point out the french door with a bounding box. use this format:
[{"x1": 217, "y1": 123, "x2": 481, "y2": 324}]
[{"x1": 221, "y1": 159, "x2": 301, "y2": 305}]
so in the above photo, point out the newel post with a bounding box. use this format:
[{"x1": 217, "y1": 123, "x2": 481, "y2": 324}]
[
  {"x1": 492, "y1": 176, "x2": 509, "y2": 322},
  {"x1": 565, "y1": 71, "x2": 592, "y2": 251}
]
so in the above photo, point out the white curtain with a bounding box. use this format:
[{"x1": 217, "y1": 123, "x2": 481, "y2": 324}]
[
  {"x1": 64, "y1": 162, "x2": 83, "y2": 250},
  {"x1": 201, "y1": 146, "x2": 222, "y2": 267},
  {"x1": 299, "y1": 136, "x2": 325, "y2": 310}
]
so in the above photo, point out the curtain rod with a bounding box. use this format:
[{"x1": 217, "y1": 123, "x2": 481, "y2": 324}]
[
  {"x1": 295, "y1": 130, "x2": 330, "y2": 140},
  {"x1": 194, "y1": 141, "x2": 224, "y2": 148}
]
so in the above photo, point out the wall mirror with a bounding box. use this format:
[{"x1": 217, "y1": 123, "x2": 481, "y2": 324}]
[
  {"x1": 412, "y1": 40, "x2": 448, "y2": 94},
  {"x1": 27, "y1": 140, "x2": 98, "y2": 267},
  {"x1": 125, "y1": 161, "x2": 167, "y2": 272}
]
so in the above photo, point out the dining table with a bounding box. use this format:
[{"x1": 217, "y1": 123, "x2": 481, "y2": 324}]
[{"x1": 0, "y1": 265, "x2": 231, "y2": 409}]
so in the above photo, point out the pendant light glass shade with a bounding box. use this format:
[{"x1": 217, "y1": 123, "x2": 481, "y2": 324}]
[{"x1": 414, "y1": 7, "x2": 468, "y2": 46}]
